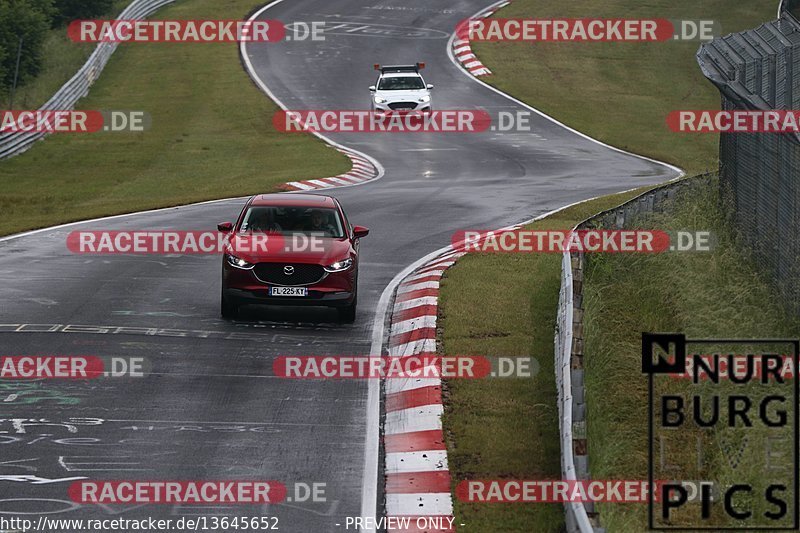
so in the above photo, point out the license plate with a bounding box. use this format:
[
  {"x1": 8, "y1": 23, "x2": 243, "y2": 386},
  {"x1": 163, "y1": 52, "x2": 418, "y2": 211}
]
[{"x1": 270, "y1": 286, "x2": 307, "y2": 297}]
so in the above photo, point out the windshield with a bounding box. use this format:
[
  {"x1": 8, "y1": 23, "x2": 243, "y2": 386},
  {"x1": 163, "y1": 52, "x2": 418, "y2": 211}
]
[
  {"x1": 377, "y1": 76, "x2": 425, "y2": 90},
  {"x1": 239, "y1": 206, "x2": 345, "y2": 238}
]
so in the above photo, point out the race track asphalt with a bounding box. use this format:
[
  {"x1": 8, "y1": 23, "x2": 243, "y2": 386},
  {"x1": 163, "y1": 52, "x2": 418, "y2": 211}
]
[{"x1": 0, "y1": 0, "x2": 679, "y2": 530}]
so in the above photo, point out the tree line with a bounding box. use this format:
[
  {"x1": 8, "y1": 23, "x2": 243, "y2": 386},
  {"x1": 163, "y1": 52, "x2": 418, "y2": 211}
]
[{"x1": 1, "y1": 0, "x2": 114, "y2": 93}]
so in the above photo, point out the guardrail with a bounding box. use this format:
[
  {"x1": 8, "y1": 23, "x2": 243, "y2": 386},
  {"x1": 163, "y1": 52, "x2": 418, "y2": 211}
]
[
  {"x1": 554, "y1": 174, "x2": 712, "y2": 532},
  {"x1": 0, "y1": 0, "x2": 176, "y2": 159},
  {"x1": 555, "y1": 250, "x2": 597, "y2": 533}
]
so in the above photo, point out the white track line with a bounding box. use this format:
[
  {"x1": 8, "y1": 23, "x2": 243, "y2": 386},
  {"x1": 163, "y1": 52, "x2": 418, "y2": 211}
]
[
  {"x1": 446, "y1": 0, "x2": 685, "y2": 177},
  {"x1": 240, "y1": 0, "x2": 385, "y2": 192}
]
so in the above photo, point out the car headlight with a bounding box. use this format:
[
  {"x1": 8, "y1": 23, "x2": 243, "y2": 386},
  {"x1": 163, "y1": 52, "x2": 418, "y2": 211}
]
[
  {"x1": 324, "y1": 257, "x2": 354, "y2": 273},
  {"x1": 419, "y1": 95, "x2": 431, "y2": 103},
  {"x1": 226, "y1": 253, "x2": 254, "y2": 270},
  {"x1": 373, "y1": 96, "x2": 386, "y2": 104}
]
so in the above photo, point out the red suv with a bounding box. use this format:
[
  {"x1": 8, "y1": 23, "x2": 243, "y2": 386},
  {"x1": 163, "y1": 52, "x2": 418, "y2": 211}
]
[{"x1": 219, "y1": 194, "x2": 368, "y2": 322}]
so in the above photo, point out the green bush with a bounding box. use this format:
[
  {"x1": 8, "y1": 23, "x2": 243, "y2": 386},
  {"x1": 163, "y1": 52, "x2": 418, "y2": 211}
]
[
  {"x1": 52, "y1": 0, "x2": 114, "y2": 26},
  {"x1": 0, "y1": 0, "x2": 53, "y2": 90},
  {"x1": 0, "y1": 0, "x2": 114, "y2": 97}
]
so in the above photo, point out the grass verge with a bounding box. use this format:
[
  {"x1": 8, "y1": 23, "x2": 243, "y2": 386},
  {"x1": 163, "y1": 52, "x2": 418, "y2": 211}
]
[
  {"x1": 583, "y1": 177, "x2": 800, "y2": 530},
  {"x1": 440, "y1": 185, "x2": 657, "y2": 532},
  {"x1": 0, "y1": 0, "x2": 349, "y2": 237},
  {"x1": 440, "y1": 1, "x2": 782, "y2": 530},
  {"x1": 471, "y1": 0, "x2": 776, "y2": 175}
]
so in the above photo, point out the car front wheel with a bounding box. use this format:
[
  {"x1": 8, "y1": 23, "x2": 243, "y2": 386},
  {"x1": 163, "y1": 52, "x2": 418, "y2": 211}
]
[
  {"x1": 221, "y1": 291, "x2": 239, "y2": 319},
  {"x1": 338, "y1": 294, "x2": 357, "y2": 323}
]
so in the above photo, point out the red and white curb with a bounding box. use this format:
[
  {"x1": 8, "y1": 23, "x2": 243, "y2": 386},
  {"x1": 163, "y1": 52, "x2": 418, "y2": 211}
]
[
  {"x1": 452, "y1": 0, "x2": 511, "y2": 77},
  {"x1": 280, "y1": 148, "x2": 379, "y2": 191},
  {"x1": 381, "y1": 225, "x2": 521, "y2": 532},
  {"x1": 383, "y1": 248, "x2": 462, "y2": 532}
]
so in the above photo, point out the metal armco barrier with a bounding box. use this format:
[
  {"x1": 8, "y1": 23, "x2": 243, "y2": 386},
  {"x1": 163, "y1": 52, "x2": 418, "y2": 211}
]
[
  {"x1": 0, "y1": 0, "x2": 176, "y2": 159},
  {"x1": 697, "y1": 1, "x2": 800, "y2": 314},
  {"x1": 554, "y1": 174, "x2": 712, "y2": 532},
  {"x1": 555, "y1": 250, "x2": 597, "y2": 533}
]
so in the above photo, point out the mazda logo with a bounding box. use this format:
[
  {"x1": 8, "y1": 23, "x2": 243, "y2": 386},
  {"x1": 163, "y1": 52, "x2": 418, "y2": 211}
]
[{"x1": 283, "y1": 265, "x2": 295, "y2": 275}]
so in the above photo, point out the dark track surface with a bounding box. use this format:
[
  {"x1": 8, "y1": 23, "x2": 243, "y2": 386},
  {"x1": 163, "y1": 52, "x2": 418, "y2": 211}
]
[{"x1": 0, "y1": 0, "x2": 679, "y2": 531}]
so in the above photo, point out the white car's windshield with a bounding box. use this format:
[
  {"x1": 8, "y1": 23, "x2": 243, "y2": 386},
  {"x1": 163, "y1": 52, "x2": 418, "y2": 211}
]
[
  {"x1": 378, "y1": 76, "x2": 425, "y2": 90},
  {"x1": 240, "y1": 206, "x2": 345, "y2": 238}
]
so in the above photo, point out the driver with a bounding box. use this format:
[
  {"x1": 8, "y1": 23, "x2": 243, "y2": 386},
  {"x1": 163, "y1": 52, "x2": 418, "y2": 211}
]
[
  {"x1": 248, "y1": 209, "x2": 282, "y2": 232},
  {"x1": 308, "y1": 210, "x2": 336, "y2": 236}
]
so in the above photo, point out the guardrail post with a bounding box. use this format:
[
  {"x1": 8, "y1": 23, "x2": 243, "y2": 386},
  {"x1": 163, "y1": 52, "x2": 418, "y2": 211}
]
[{"x1": 555, "y1": 174, "x2": 712, "y2": 532}]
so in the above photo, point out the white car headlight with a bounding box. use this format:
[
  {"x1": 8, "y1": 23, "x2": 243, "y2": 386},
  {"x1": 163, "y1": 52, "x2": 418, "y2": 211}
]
[
  {"x1": 226, "y1": 253, "x2": 254, "y2": 270},
  {"x1": 419, "y1": 95, "x2": 431, "y2": 103},
  {"x1": 324, "y1": 257, "x2": 354, "y2": 273},
  {"x1": 373, "y1": 96, "x2": 387, "y2": 104}
]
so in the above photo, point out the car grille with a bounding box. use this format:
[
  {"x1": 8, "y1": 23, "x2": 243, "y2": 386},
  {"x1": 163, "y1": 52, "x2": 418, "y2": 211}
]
[
  {"x1": 253, "y1": 263, "x2": 326, "y2": 286},
  {"x1": 388, "y1": 102, "x2": 418, "y2": 110}
]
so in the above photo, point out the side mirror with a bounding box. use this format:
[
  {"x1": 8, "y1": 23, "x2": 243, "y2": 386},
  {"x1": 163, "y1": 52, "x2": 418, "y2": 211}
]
[
  {"x1": 369, "y1": 85, "x2": 376, "y2": 92},
  {"x1": 353, "y1": 225, "x2": 370, "y2": 239},
  {"x1": 426, "y1": 84, "x2": 434, "y2": 90},
  {"x1": 217, "y1": 222, "x2": 233, "y2": 232}
]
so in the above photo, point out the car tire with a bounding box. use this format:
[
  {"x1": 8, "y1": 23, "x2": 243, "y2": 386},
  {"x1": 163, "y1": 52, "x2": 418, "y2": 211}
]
[
  {"x1": 221, "y1": 291, "x2": 239, "y2": 319},
  {"x1": 338, "y1": 295, "x2": 357, "y2": 323}
]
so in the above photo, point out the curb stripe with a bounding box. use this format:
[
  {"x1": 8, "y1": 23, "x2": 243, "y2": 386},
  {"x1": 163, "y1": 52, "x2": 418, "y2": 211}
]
[
  {"x1": 385, "y1": 404, "x2": 444, "y2": 435},
  {"x1": 390, "y1": 327, "x2": 437, "y2": 347},
  {"x1": 394, "y1": 296, "x2": 439, "y2": 312},
  {"x1": 450, "y1": 1, "x2": 513, "y2": 77},
  {"x1": 286, "y1": 181, "x2": 315, "y2": 190},
  {"x1": 390, "y1": 339, "x2": 437, "y2": 357},
  {"x1": 386, "y1": 494, "x2": 453, "y2": 516},
  {"x1": 282, "y1": 149, "x2": 380, "y2": 191},
  {"x1": 385, "y1": 377, "x2": 442, "y2": 395},
  {"x1": 397, "y1": 281, "x2": 439, "y2": 294},
  {"x1": 396, "y1": 288, "x2": 439, "y2": 302},
  {"x1": 386, "y1": 471, "x2": 451, "y2": 494},
  {"x1": 391, "y1": 316, "x2": 438, "y2": 336},
  {"x1": 418, "y1": 259, "x2": 458, "y2": 272},
  {"x1": 334, "y1": 175, "x2": 364, "y2": 184},
  {"x1": 386, "y1": 450, "x2": 448, "y2": 473},
  {"x1": 349, "y1": 169, "x2": 374, "y2": 178},
  {"x1": 386, "y1": 386, "x2": 442, "y2": 413},
  {"x1": 385, "y1": 430, "x2": 447, "y2": 453},
  {"x1": 405, "y1": 272, "x2": 444, "y2": 283},
  {"x1": 325, "y1": 177, "x2": 354, "y2": 186},
  {"x1": 392, "y1": 305, "x2": 439, "y2": 323}
]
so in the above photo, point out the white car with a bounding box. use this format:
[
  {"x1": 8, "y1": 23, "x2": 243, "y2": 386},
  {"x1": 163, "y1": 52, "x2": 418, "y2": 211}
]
[{"x1": 369, "y1": 63, "x2": 433, "y2": 112}]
